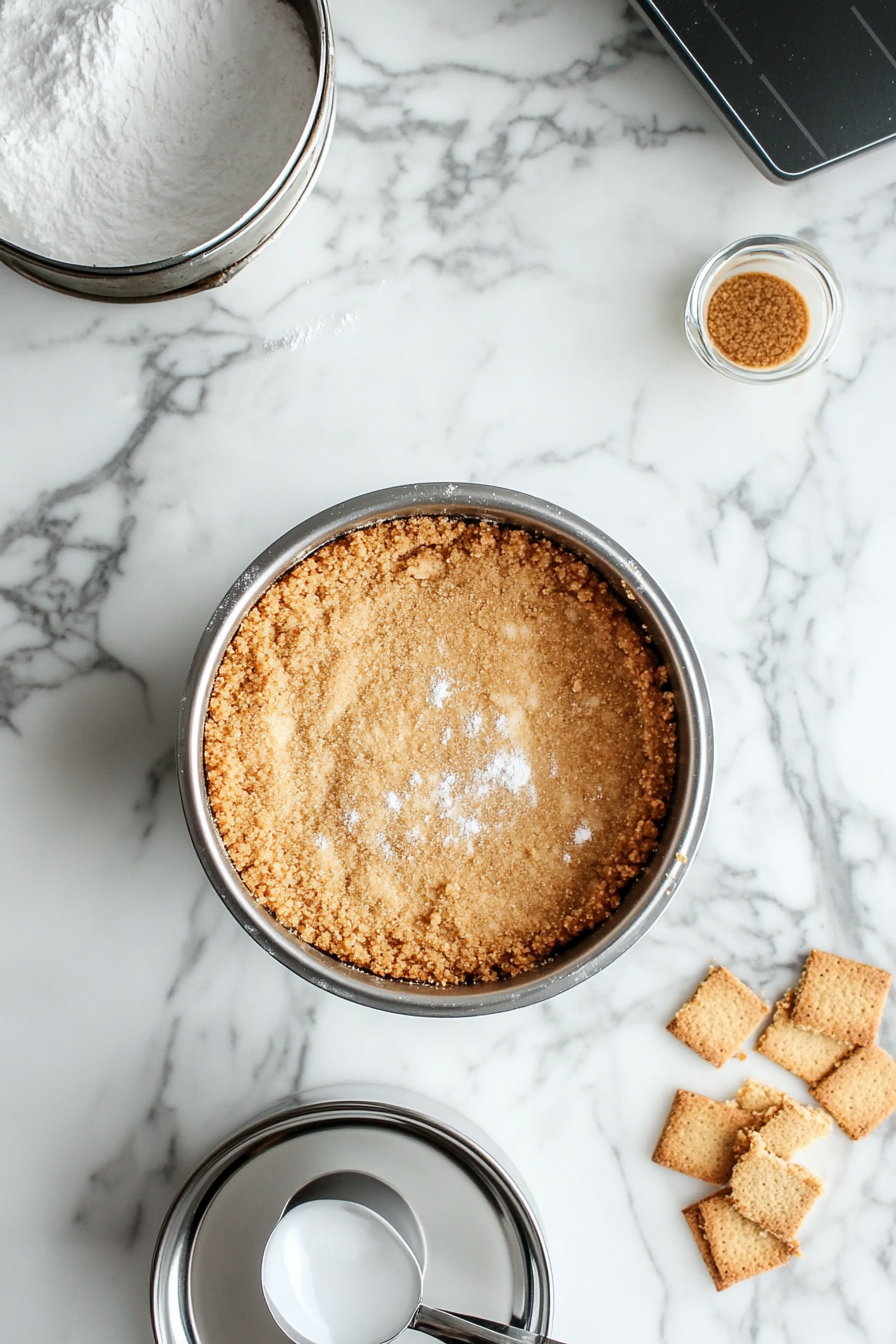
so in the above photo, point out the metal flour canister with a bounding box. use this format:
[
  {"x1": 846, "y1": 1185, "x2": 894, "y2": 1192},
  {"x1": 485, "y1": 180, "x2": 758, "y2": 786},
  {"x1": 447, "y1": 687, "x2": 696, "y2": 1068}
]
[
  {"x1": 151, "y1": 1087, "x2": 553, "y2": 1344},
  {"x1": 0, "y1": 0, "x2": 335, "y2": 302}
]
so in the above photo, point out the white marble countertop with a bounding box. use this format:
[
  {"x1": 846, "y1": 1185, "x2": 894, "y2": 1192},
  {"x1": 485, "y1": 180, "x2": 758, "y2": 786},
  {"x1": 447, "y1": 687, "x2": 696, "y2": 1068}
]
[{"x1": 2, "y1": 2, "x2": 896, "y2": 1341}]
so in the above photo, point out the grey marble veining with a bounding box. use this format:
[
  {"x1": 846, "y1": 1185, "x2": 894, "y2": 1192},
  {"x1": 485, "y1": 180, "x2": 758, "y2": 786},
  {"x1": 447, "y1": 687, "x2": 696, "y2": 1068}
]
[{"x1": 2, "y1": 2, "x2": 896, "y2": 1342}]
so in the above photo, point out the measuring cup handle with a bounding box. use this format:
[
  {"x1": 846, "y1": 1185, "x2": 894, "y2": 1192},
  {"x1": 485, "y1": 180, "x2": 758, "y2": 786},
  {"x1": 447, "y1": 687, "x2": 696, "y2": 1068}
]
[{"x1": 412, "y1": 1303, "x2": 568, "y2": 1344}]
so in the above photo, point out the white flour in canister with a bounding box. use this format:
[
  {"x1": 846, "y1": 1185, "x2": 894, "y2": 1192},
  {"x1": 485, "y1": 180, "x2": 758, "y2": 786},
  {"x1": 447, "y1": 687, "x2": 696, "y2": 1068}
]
[{"x1": 0, "y1": 0, "x2": 318, "y2": 265}]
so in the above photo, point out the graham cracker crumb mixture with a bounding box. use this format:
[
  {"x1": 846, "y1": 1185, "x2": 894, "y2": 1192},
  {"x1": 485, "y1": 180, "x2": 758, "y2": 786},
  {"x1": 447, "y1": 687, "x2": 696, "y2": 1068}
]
[
  {"x1": 706, "y1": 272, "x2": 809, "y2": 368},
  {"x1": 205, "y1": 518, "x2": 676, "y2": 985}
]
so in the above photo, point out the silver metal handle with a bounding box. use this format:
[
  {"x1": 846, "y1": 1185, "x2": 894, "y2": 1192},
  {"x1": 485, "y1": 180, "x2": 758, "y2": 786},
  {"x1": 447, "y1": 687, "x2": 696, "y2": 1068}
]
[{"x1": 412, "y1": 1303, "x2": 568, "y2": 1344}]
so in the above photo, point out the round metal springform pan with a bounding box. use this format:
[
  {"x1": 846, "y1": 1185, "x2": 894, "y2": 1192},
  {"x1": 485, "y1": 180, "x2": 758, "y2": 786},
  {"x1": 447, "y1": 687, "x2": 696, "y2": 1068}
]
[{"x1": 177, "y1": 482, "x2": 714, "y2": 1015}]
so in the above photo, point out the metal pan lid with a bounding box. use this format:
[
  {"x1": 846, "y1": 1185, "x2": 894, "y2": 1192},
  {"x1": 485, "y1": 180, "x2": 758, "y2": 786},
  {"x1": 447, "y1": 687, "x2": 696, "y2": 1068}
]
[{"x1": 151, "y1": 1086, "x2": 552, "y2": 1344}]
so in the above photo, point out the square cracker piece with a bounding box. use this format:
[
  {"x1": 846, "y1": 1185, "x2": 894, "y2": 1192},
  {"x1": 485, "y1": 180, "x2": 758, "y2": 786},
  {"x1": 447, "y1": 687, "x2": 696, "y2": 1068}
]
[
  {"x1": 668, "y1": 965, "x2": 769, "y2": 1068},
  {"x1": 683, "y1": 1191, "x2": 792, "y2": 1291},
  {"x1": 729, "y1": 1132, "x2": 824, "y2": 1244},
  {"x1": 792, "y1": 950, "x2": 891, "y2": 1047},
  {"x1": 653, "y1": 1090, "x2": 752, "y2": 1185},
  {"x1": 810, "y1": 1044, "x2": 896, "y2": 1140},
  {"x1": 756, "y1": 990, "x2": 851, "y2": 1083}
]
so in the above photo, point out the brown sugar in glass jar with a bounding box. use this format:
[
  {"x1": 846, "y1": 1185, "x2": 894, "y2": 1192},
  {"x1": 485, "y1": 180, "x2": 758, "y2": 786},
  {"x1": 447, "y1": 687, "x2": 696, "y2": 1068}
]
[
  {"x1": 204, "y1": 517, "x2": 677, "y2": 986},
  {"x1": 686, "y1": 235, "x2": 843, "y2": 384}
]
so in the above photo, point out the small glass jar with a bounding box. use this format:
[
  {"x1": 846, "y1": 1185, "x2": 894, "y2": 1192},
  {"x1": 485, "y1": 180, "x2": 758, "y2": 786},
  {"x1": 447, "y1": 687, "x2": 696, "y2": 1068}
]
[{"x1": 685, "y1": 234, "x2": 843, "y2": 383}]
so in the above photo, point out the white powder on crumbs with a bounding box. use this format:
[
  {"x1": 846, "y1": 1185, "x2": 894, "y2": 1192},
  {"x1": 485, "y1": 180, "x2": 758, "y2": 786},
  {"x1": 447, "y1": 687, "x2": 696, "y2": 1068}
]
[
  {"x1": 0, "y1": 0, "x2": 317, "y2": 264},
  {"x1": 370, "y1": 695, "x2": 537, "y2": 855},
  {"x1": 428, "y1": 673, "x2": 453, "y2": 708},
  {"x1": 327, "y1": 683, "x2": 542, "y2": 859}
]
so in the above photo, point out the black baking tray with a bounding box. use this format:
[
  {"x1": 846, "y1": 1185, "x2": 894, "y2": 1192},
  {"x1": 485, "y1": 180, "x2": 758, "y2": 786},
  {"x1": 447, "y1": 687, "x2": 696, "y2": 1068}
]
[{"x1": 630, "y1": 0, "x2": 896, "y2": 180}]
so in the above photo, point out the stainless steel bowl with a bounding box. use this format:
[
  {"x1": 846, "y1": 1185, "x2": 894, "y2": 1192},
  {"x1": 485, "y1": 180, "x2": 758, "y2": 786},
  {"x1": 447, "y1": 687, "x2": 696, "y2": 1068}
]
[
  {"x1": 0, "y1": 0, "x2": 334, "y2": 302},
  {"x1": 178, "y1": 483, "x2": 713, "y2": 1015}
]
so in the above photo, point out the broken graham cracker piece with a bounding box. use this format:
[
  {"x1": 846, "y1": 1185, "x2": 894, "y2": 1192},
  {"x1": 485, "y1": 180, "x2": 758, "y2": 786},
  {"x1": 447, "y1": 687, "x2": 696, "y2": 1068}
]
[
  {"x1": 667, "y1": 965, "x2": 769, "y2": 1068},
  {"x1": 734, "y1": 1095, "x2": 831, "y2": 1161},
  {"x1": 731, "y1": 1080, "x2": 830, "y2": 1160},
  {"x1": 792, "y1": 950, "x2": 891, "y2": 1047},
  {"x1": 683, "y1": 1191, "x2": 792, "y2": 1290},
  {"x1": 652, "y1": 1090, "x2": 752, "y2": 1185},
  {"x1": 729, "y1": 1132, "x2": 824, "y2": 1245},
  {"x1": 751, "y1": 1096, "x2": 830, "y2": 1159},
  {"x1": 810, "y1": 1044, "x2": 896, "y2": 1140},
  {"x1": 736, "y1": 1079, "x2": 785, "y2": 1113},
  {"x1": 756, "y1": 989, "x2": 851, "y2": 1083}
]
